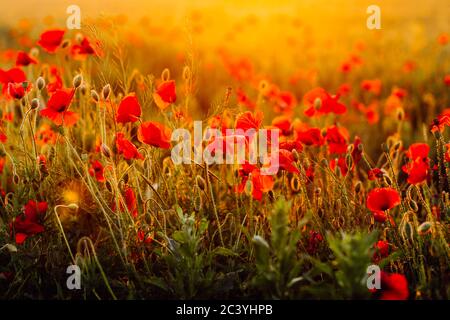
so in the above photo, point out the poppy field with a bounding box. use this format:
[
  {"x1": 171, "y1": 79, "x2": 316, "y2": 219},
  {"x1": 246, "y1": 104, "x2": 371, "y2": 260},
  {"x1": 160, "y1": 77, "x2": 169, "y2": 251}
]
[{"x1": 0, "y1": 0, "x2": 449, "y2": 300}]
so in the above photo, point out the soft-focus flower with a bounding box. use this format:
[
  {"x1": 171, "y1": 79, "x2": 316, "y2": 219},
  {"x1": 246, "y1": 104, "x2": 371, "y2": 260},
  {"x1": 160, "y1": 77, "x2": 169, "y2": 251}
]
[
  {"x1": 303, "y1": 87, "x2": 346, "y2": 117},
  {"x1": 37, "y1": 29, "x2": 65, "y2": 53},
  {"x1": 116, "y1": 94, "x2": 142, "y2": 124},
  {"x1": 153, "y1": 80, "x2": 176, "y2": 110},
  {"x1": 325, "y1": 125, "x2": 349, "y2": 154},
  {"x1": 236, "y1": 162, "x2": 274, "y2": 201},
  {"x1": 116, "y1": 132, "x2": 144, "y2": 160},
  {"x1": 16, "y1": 51, "x2": 38, "y2": 66},
  {"x1": 138, "y1": 121, "x2": 172, "y2": 149},
  {"x1": 89, "y1": 160, "x2": 106, "y2": 183},
  {"x1": 10, "y1": 200, "x2": 48, "y2": 244},
  {"x1": 378, "y1": 272, "x2": 409, "y2": 300},
  {"x1": 402, "y1": 143, "x2": 430, "y2": 185}
]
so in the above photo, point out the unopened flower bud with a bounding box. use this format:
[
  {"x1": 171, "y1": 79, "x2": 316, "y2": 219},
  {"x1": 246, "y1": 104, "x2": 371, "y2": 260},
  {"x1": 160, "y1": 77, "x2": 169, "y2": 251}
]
[
  {"x1": 91, "y1": 89, "x2": 100, "y2": 103},
  {"x1": 73, "y1": 74, "x2": 83, "y2": 88},
  {"x1": 36, "y1": 77, "x2": 45, "y2": 91},
  {"x1": 102, "y1": 84, "x2": 111, "y2": 100},
  {"x1": 101, "y1": 143, "x2": 111, "y2": 158},
  {"x1": 30, "y1": 98, "x2": 40, "y2": 110}
]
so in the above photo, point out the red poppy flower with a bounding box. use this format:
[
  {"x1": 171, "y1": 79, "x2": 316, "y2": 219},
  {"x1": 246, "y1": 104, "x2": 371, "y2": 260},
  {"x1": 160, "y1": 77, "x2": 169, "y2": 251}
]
[
  {"x1": 70, "y1": 36, "x2": 99, "y2": 60},
  {"x1": 330, "y1": 157, "x2": 349, "y2": 176},
  {"x1": 278, "y1": 149, "x2": 299, "y2": 174},
  {"x1": 40, "y1": 88, "x2": 78, "y2": 126},
  {"x1": 153, "y1": 80, "x2": 176, "y2": 110},
  {"x1": 367, "y1": 187, "x2": 401, "y2": 222},
  {"x1": 361, "y1": 79, "x2": 382, "y2": 95},
  {"x1": 307, "y1": 230, "x2": 323, "y2": 255},
  {"x1": 10, "y1": 200, "x2": 48, "y2": 244},
  {"x1": 430, "y1": 109, "x2": 450, "y2": 133},
  {"x1": 325, "y1": 125, "x2": 349, "y2": 154},
  {"x1": 368, "y1": 168, "x2": 384, "y2": 180},
  {"x1": 279, "y1": 138, "x2": 303, "y2": 152},
  {"x1": 295, "y1": 126, "x2": 325, "y2": 146},
  {"x1": 37, "y1": 29, "x2": 65, "y2": 53},
  {"x1": 116, "y1": 132, "x2": 144, "y2": 160},
  {"x1": 0, "y1": 67, "x2": 26, "y2": 95},
  {"x1": 373, "y1": 240, "x2": 390, "y2": 261},
  {"x1": 47, "y1": 66, "x2": 63, "y2": 93},
  {"x1": 236, "y1": 163, "x2": 274, "y2": 201},
  {"x1": 16, "y1": 51, "x2": 38, "y2": 66},
  {"x1": 123, "y1": 186, "x2": 138, "y2": 218},
  {"x1": 272, "y1": 90, "x2": 297, "y2": 114},
  {"x1": 303, "y1": 87, "x2": 347, "y2": 117},
  {"x1": 379, "y1": 272, "x2": 409, "y2": 300},
  {"x1": 138, "y1": 121, "x2": 172, "y2": 149},
  {"x1": 351, "y1": 136, "x2": 363, "y2": 164},
  {"x1": 271, "y1": 115, "x2": 292, "y2": 136},
  {"x1": 444, "y1": 75, "x2": 450, "y2": 86},
  {"x1": 116, "y1": 94, "x2": 142, "y2": 124},
  {"x1": 8, "y1": 82, "x2": 27, "y2": 100},
  {"x1": 337, "y1": 83, "x2": 351, "y2": 96},
  {"x1": 236, "y1": 88, "x2": 256, "y2": 110},
  {"x1": 89, "y1": 160, "x2": 105, "y2": 183},
  {"x1": 235, "y1": 111, "x2": 263, "y2": 131},
  {"x1": 402, "y1": 143, "x2": 430, "y2": 185}
]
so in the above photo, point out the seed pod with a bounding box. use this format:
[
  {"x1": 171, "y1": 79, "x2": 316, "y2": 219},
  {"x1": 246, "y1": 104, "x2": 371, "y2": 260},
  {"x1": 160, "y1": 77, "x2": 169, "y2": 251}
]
[
  {"x1": 36, "y1": 77, "x2": 46, "y2": 91},
  {"x1": 195, "y1": 175, "x2": 206, "y2": 191},
  {"x1": 73, "y1": 74, "x2": 83, "y2": 88},
  {"x1": 30, "y1": 98, "x2": 40, "y2": 110},
  {"x1": 102, "y1": 84, "x2": 111, "y2": 100},
  {"x1": 417, "y1": 221, "x2": 433, "y2": 235},
  {"x1": 101, "y1": 143, "x2": 111, "y2": 158},
  {"x1": 396, "y1": 108, "x2": 405, "y2": 121},
  {"x1": 290, "y1": 176, "x2": 301, "y2": 193},
  {"x1": 91, "y1": 89, "x2": 100, "y2": 103}
]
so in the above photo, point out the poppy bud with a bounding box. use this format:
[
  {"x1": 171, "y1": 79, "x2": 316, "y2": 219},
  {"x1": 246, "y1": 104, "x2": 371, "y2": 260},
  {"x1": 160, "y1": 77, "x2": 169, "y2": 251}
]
[
  {"x1": 290, "y1": 176, "x2": 301, "y2": 193},
  {"x1": 102, "y1": 84, "x2": 111, "y2": 100},
  {"x1": 30, "y1": 47, "x2": 39, "y2": 58},
  {"x1": 396, "y1": 108, "x2": 405, "y2": 121},
  {"x1": 314, "y1": 97, "x2": 322, "y2": 110},
  {"x1": 383, "y1": 175, "x2": 393, "y2": 186},
  {"x1": 401, "y1": 220, "x2": 414, "y2": 242},
  {"x1": 182, "y1": 66, "x2": 191, "y2": 81},
  {"x1": 381, "y1": 142, "x2": 390, "y2": 153},
  {"x1": 345, "y1": 153, "x2": 353, "y2": 170},
  {"x1": 195, "y1": 175, "x2": 206, "y2": 191},
  {"x1": 347, "y1": 144, "x2": 354, "y2": 153},
  {"x1": 394, "y1": 141, "x2": 402, "y2": 151},
  {"x1": 30, "y1": 98, "x2": 40, "y2": 110},
  {"x1": 101, "y1": 143, "x2": 111, "y2": 158},
  {"x1": 355, "y1": 181, "x2": 362, "y2": 193},
  {"x1": 61, "y1": 39, "x2": 70, "y2": 49},
  {"x1": 36, "y1": 77, "x2": 46, "y2": 91},
  {"x1": 292, "y1": 149, "x2": 300, "y2": 162},
  {"x1": 91, "y1": 89, "x2": 100, "y2": 103},
  {"x1": 73, "y1": 74, "x2": 83, "y2": 89},
  {"x1": 357, "y1": 143, "x2": 363, "y2": 152},
  {"x1": 417, "y1": 221, "x2": 433, "y2": 235},
  {"x1": 80, "y1": 84, "x2": 87, "y2": 96}
]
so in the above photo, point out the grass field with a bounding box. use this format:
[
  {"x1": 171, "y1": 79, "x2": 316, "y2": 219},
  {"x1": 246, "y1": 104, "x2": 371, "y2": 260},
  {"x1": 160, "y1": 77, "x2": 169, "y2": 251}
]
[{"x1": 0, "y1": 0, "x2": 449, "y2": 299}]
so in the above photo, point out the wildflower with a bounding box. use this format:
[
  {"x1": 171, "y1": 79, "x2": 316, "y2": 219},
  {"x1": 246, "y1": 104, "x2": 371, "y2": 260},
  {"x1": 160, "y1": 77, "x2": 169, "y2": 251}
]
[
  {"x1": 271, "y1": 115, "x2": 292, "y2": 136},
  {"x1": 123, "y1": 185, "x2": 138, "y2": 218},
  {"x1": 37, "y1": 29, "x2": 65, "y2": 53},
  {"x1": 325, "y1": 125, "x2": 349, "y2": 154},
  {"x1": 70, "y1": 36, "x2": 100, "y2": 59},
  {"x1": 16, "y1": 51, "x2": 38, "y2": 66},
  {"x1": 306, "y1": 231, "x2": 323, "y2": 255},
  {"x1": 402, "y1": 143, "x2": 430, "y2": 185},
  {"x1": 294, "y1": 126, "x2": 325, "y2": 146},
  {"x1": 236, "y1": 88, "x2": 256, "y2": 110},
  {"x1": 378, "y1": 272, "x2": 409, "y2": 300},
  {"x1": 138, "y1": 121, "x2": 172, "y2": 149},
  {"x1": 153, "y1": 80, "x2": 176, "y2": 110},
  {"x1": 361, "y1": 79, "x2": 381, "y2": 95},
  {"x1": 115, "y1": 132, "x2": 144, "y2": 160},
  {"x1": 40, "y1": 88, "x2": 78, "y2": 126},
  {"x1": 430, "y1": 109, "x2": 450, "y2": 133},
  {"x1": 235, "y1": 110, "x2": 263, "y2": 131},
  {"x1": 46, "y1": 66, "x2": 62, "y2": 93},
  {"x1": 10, "y1": 200, "x2": 48, "y2": 244},
  {"x1": 0, "y1": 67, "x2": 26, "y2": 95},
  {"x1": 278, "y1": 149, "x2": 299, "y2": 174},
  {"x1": 89, "y1": 160, "x2": 106, "y2": 183},
  {"x1": 7, "y1": 82, "x2": 27, "y2": 100},
  {"x1": 303, "y1": 87, "x2": 346, "y2": 117},
  {"x1": 368, "y1": 168, "x2": 384, "y2": 180},
  {"x1": 366, "y1": 187, "x2": 401, "y2": 222},
  {"x1": 373, "y1": 240, "x2": 390, "y2": 261},
  {"x1": 116, "y1": 94, "x2": 142, "y2": 124},
  {"x1": 236, "y1": 162, "x2": 274, "y2": 201}
]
